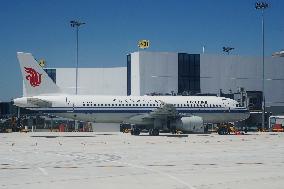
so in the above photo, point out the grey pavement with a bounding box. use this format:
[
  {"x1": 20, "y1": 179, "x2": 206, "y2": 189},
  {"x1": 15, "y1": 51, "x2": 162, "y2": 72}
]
[{"x1": 0, "y1": 132, "x2": 284, "y2": 189}]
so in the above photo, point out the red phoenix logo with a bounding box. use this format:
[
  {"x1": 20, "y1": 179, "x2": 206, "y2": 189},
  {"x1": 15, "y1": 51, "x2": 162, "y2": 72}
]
[{"x1": 24, "y1": 67, "x2": 42, "y2": 87}]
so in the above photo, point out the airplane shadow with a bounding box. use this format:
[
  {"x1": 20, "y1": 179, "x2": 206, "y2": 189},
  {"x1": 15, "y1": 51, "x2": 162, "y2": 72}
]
[{"x1": 137, "y1": 134, "x2": 188, "y2": 137}]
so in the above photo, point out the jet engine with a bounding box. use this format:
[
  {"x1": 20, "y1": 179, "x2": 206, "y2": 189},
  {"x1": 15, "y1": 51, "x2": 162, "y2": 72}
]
[{"x1": 175, "y1": 116, "x2": 204, "y2": 133}]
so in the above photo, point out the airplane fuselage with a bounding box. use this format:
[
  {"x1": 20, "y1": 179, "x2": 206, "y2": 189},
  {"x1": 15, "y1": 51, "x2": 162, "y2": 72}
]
[{"x1": 14, "y1": 95, "x2": 250, "y2": 124}]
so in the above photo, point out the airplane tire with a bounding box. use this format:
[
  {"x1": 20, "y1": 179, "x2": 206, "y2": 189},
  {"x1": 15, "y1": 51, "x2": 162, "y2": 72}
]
[
  {"x1": 149, "y1": 129, "x2": 153, "y2": 136},
  {"x1": 151, "y1": 128, "x2": 159, "y2": 136},
  {"x1": 133, "y1": 128, "x2": 140, "y2": 136}
]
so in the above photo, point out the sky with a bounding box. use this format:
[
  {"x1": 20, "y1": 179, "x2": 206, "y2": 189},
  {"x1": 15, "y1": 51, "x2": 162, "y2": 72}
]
[{"x1": 0, "y1": 0, "x2": 283, "y2": 101}]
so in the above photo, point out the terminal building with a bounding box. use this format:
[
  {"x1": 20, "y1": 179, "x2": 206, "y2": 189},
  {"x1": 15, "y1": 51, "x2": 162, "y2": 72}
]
[
  {"x1": 34, "y1": 51, "x2": 284, "y2": 114},
  {"x1": 127, "y1": 52, "x2": 200, "y2": 96}
]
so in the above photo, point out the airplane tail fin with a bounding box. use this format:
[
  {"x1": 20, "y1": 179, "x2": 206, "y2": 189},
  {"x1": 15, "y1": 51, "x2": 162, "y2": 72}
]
[{"x1": 17, "y1": 52, "x2": 61, "y2": 97}]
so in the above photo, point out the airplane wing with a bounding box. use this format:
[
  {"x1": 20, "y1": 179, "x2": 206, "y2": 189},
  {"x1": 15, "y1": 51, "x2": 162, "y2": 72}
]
[
  {"x1": 27, "y1": 98, "x2": 52, "y2": 108},
  {"x1": 149, "y1": 103, "x2": 180, "y2": 119},
  {"x1": 128, "y1": 103, "x2": 181, "y2": 123}
]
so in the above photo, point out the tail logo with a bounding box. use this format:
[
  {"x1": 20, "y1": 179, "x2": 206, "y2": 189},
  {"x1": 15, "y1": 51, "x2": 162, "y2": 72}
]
[{"x1": 24, "y1": 67, "x2": 42, "y2": 87}]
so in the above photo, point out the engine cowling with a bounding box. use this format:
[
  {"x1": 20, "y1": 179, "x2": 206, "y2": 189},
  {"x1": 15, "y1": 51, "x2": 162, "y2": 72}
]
[{"x1": 176, "y1": 116, "x2": 204, "y2": 133}]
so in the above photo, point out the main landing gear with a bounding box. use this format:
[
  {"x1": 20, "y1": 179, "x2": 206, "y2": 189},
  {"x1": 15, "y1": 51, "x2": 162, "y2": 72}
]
[
  {"x1": 149, "y1": 128, "x2": 159, "y2": 136},
  {"x1": 131, "y1": 127, "x2": 141, "y2": 136},
  {"x1": 130, "y1": 128, "x2": 160, "y2": 136}
]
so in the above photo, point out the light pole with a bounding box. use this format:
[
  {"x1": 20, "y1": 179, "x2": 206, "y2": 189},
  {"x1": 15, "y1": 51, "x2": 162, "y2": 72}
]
[
  {"x1": 70, "y1": 20, "x2": 86, "y2": 95},
  {"x1": 255, "y1": 2, "x2": 268, "y2": 130}
]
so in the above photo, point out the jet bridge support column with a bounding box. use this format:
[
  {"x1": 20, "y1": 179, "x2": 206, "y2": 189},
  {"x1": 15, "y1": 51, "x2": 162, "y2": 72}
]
[
  {"x1": 150, "y1": 119, "x2": 162, "y2": 136},
  {"x1": 153, "y1": 119, "x2": 162, "y2": 129}
]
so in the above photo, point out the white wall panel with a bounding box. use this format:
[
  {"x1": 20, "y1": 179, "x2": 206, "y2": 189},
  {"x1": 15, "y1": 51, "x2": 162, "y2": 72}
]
[
  {"x1": 131, "y1": 51, "x2": 178, "y2": 96},
  {"x1": 130, "y1": 52, "x2": 141, "y2": 96},
  {"x1": 56, "y1": 67, "x2": 126, "y2": 95}
]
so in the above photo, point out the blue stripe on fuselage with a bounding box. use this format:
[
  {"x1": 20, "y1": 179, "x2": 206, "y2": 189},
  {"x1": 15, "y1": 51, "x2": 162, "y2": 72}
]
[{"x1": 26, "y1": 107, "x2": 248, "y2": 114}]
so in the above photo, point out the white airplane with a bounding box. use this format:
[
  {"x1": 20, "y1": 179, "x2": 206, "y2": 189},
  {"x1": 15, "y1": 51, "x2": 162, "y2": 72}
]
[
  {"x1": 13, "y1": 52, "x2": 250, "y2": 135},
  {"x1": 272, "y1": 50, "x2": 284, "y2": 57}
]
